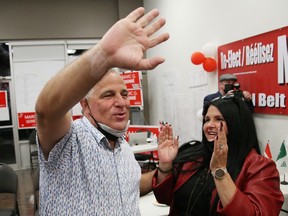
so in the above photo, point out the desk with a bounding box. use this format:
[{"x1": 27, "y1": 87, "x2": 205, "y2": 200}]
[
  {"x1": 132, "y1": 143, "x2": 158, "y2": 154},
  {"x1": 139, "y1": 192, "x2": 169, "y2": 216}
]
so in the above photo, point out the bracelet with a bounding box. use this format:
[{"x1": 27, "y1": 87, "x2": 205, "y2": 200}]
[{"x1": 157, "y1": 166, "x2": 173, "y2": 174}]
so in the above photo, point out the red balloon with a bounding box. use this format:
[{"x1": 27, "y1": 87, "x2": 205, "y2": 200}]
[
  {"x1": 191, "y1": 52, "x2": 205, "y2": 65},
  {"x1": 203, "y1": 57, "x2": 217, "y2": 72}
]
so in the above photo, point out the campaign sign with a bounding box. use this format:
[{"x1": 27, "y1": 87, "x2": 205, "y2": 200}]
[
  {"x1": 120, "y1": 71, "x2": 142, "y2": 89},
  {"x1": 128, "y1": 89, "x2": 143, "y2": 107},
  {"x1": 218, "y1": 26, "x2": 288, "y2": 115},
  {"x1": 18, "y1": 112, "x2": 36, "y2": 128}
]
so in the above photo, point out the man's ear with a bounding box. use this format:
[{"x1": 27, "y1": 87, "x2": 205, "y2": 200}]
[{"x1": 80, "y1": 98, "x2": 88, "y2": 112}]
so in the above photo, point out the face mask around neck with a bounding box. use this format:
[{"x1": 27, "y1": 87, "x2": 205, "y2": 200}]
[{"x1": 97, "y1": 120, "x2": 130, "y2": 138}]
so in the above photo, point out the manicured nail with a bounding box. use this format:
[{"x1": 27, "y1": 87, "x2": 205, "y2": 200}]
[{"x1": 220, "y1": 122, "x2": 223, "y2": 132}]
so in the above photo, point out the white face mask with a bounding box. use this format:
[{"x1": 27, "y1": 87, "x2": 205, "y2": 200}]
[{"x1": 97, "y1": 120, "x2": 130, "y2": 138}]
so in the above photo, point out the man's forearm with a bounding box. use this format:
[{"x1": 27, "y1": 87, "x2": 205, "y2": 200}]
[
  {"x1": 140, "y1": 170, "x2": 156, "y2": 196},
  {"x1": 35, "y1": 44, "x2": 111, "y2": 158}
]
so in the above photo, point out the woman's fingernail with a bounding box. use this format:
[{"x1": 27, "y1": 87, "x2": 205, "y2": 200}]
[{"x1": 220, "y1": 122, "x2": 223, "y2": 131}]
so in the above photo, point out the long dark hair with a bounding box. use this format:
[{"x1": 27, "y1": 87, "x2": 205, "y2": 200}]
[{"x1": 202, "y1": 96, "x2": 260, "y2": 180}]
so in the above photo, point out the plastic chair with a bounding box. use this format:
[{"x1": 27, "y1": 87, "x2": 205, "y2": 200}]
[
  {"x1": 29, "y1": 130, "x2": 38, "y2": 171},
  {"x1": 0, "y1": 163, "x2": 20, "y2": 216}
]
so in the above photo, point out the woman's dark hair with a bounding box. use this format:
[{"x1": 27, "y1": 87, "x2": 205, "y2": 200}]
[
  {"x1": 202, "y1": 96, "x2": 260, "y2": 179},
  {"x1": 173, "y1": 140, "x2": 203, "y2": 164}
]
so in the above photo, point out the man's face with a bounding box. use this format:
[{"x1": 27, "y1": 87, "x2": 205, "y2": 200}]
[
  {"x1": 220, "y1": 80, "x2": 235, "y2": 94},
  {"x1": 84, "y1": 72, "x2": 130, "y2": 131}
]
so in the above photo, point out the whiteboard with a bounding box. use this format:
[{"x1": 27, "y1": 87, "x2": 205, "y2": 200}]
[{"x1": 13, "y1": 60, "x2": 65, "y2": 112}]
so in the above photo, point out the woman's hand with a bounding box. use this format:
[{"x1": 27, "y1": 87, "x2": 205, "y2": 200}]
[
  {"x1": 157, "y1": 123, "x2": 179, "y2": 165},
  {"x1": 210, "y1": 122, "x2": 228, "y2": 171}
]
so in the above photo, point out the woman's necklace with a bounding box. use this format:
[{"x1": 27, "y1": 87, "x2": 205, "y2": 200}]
[{"x1": 185, "y1": 167, "x2": 209, "y2": 216}]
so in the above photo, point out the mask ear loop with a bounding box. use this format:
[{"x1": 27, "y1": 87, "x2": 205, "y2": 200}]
[
  {"x1": 85, "y1": 99, "x2": 119, "y2": 141},
  {"x1": 85, "y1": 99, "x2": 99, "y2": 126}
]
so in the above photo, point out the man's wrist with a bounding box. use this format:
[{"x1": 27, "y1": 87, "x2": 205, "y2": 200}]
[{"x1": 87, "y1": 44, "x2": 111, "y2": 79}]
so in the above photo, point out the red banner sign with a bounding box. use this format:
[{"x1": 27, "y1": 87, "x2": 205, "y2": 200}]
[
  {"x1": 18, "y1": 112, "x2": 36, "y2": 128},
  {"x1": 0, "y1": 91, "x2": 7, "y2": 108},
  {"x1": 128, "y1": 89, "x2": 143, "y2": 107},
  {"x1": 120, "y1": 71, "x2": 142, "y2": 89},
  {"x1": 218, "y1": 26, "x2": 288, "y2": 115}
]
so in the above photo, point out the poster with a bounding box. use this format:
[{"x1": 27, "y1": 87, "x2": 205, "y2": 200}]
[
  {"x1": 0, "y1": 91, "x2": 9, "y2": 121},
  {"x1": 18, "y1": 112, "x2": 36, "y2": 128},
  {"x1": 128, "y1": 89, "x2": 144, "y2": 107},
  {"x1": 121, "y1": 71, "x2": 144, "y2": 108},
  {"x1": 218, "y1": 26, "x2": 288, "y2": 115},
  {"x1": 120, "y1": 71, "x2": 142, "y2": 89}
]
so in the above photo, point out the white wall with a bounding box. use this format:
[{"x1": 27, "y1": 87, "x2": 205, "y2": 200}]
[
  {"x1": 0, "y1": 0, "x2": 143, "y2": 40},
  {"x1": 144, "y1": 0, "x2": 288, "y2": 159}
]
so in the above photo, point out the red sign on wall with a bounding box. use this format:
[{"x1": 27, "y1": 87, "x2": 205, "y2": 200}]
[
  {"x1": 128, "y1": 89, "x2": 143, "y2": 107},
  {"x1": 120, "y1": 71, "x2": 144, "y2": 108},
  {"x1": 0, "y1": 91, "x2": 7, "y2": 108},
  {"x1": 218, "y1": 26, "x2": 288, "y2": 115},
  {"x1": 18, "y1": 112, "x2": 36, "y2": 128},
  {"x1": 120, "y1": 71, "x2": 142, "y2": 89}
]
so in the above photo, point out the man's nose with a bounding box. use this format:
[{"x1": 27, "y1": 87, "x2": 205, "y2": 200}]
[{"x1": 114, "y1": 95, "x2": 126, "y2": 106}]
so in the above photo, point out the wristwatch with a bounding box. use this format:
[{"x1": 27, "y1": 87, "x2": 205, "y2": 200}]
[{"x1": 211, "y1": 168, "x2": 227, "y2": 179}]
